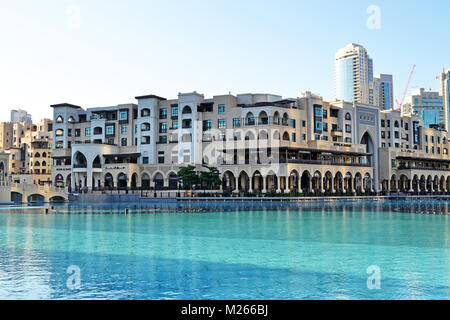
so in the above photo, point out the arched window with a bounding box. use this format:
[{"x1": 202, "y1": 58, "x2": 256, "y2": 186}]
[
  {"x1": 35, "y1": 152, "x2": 41, "y2": 158},
  {"x1": 34, "y1": 161, "x2": 40, "y2": 167},
  {"x1": 394, "y1": 121, "x2": 399, "y2": 128},
  {"x1": 42, "y1": 152, "x2": 47, "y2": 158},
  {"x1": 182, "y1": 106, "x2": 192, "y2": 114},
  {"x1": 94, "y1": 127, "x2": 103, "y2": 135},
  {"x1": 246, "y1": 113, "x2": 255, "y2": 126},
  {"x1": 283, "y1": 132, "x2": 290, "y2": 141},
  {"x1": 141, "y1": 108, "x2": 151, "y2": 117},
  {"x1": 55, "y1": 129, "x2": 64, "y2": 137},
  {"x1": 56, "y1": 116, "x2": 64, "y2": 123},
  {"x1": 68, "y1": 116, "x2": 75, "y2": 123},
  {"x1": 141, "y1": 123, "x2": 151, "y2": 132},
  {"x1": 345, "y1": 113, "x2": 351, "y2": 121},
  {"x1": 258, "y1": 111, "x2": 269, "y2": 125},
  {"x1": 282, "y1": 113, "x2": 289, "y2": 126},
  {"x1": 42, "y1": 161, "x2": 47, "y2": 166}
]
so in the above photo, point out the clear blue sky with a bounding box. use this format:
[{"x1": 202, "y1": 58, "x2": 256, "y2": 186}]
[{"x1": 0, "y1": 0, "x2": 449, "y2": 122}]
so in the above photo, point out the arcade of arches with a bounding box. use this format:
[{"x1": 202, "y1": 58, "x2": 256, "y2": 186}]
[
  {"x1": 382, "y1": 174, "x2": 450, "y2": 193},
  {"x1": 222, "y1": 168, "x2": 374, "y2": 194}
]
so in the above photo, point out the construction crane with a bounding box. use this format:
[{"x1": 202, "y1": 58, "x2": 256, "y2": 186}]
[{"x1": 395, "y1": 64, "x2": 416, "y2": 112}]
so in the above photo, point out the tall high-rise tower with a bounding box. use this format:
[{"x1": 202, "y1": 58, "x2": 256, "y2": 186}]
[
  {"x1": 376, "y1": 74, "x2": 394, "y2": 110},
  {"x1": 335, "y1": 43, "x2": 374, "y2": 105},
  {"x1": 441, "y1": 69, "x2": 450, "y2": 132}
]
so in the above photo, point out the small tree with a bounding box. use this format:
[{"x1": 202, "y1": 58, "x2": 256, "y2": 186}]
[
  {"x1": 177, "y1": 165, "x2": 200, "y2": 190},
  {"x1": 200, "y1": 165, "x2": 222, "y2": 190}
]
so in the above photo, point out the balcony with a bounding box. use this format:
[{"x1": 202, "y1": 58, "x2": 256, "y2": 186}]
[{"x1": 280, "y1": 159, "x2": 371, "y2": 167}]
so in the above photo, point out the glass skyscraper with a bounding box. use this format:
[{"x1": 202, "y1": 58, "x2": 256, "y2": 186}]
[{"x1": 334, "y1": 43, "x2": 374, "y2": 105}]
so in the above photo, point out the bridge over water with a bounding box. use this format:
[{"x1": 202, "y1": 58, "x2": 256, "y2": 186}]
[{"x1": 6, "y1": 182, "x2": 68, "y2": 203}]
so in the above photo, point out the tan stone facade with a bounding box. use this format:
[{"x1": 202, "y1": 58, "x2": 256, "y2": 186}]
[{"x1": 49, "y1": 90, "x2": 450, "y2": 195}]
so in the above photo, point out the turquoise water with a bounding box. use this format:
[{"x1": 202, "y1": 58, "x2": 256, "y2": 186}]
[{"x1": 0, "y1": 201, "x2": 449, "y2": 300}]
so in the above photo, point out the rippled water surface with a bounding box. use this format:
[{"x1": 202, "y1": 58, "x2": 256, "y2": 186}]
[{"x1": 0, "y1": 200, "x2": 449, "y2": 300}]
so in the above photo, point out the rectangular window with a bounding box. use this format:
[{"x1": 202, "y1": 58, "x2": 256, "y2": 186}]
[
  {"x1": 381, "y1": 131, "x2": 385, "y2": 139},
  {"x1": 172, "y1": 121, "x2": 178, "y2": 130},
  {"x1": 106, "y1": 125, "x2": 115, "y2": 135},
  {"x1": 323, "y1": 109, "x2": 328, "y2": 118},
  {"x1": 143, "y1": 157, "x2": 149, "y2": 164},
  {"x1": 159, "y1": 123, "x2": 167, "y2": 134},
  {"x1": 160, "y1": 108, "x2": 167, "y2": 119},
  {"x1": 158, "y1": 156, "x2": 165, "y2": 164},
  {"x1": 68, "y1": 129, "x2": 72, "y2": 137},
  {"x1": 233, "y1": 118, "x2": 241, "y2": 128},
  {"x1": 119, "y1": 111, "x2": 128, "y2": 121},
  {"x1": 121, "y1": 125, "x2": 128, "y2": 134},
  {"x1": 381, "y1": 120, "x2": 385, "y2": 127},
  {"x1": 171, "y1": 105, "x2": 178, "y2": 118},
  {"x1": 291, "y1": 133, "x2": 296, "y2": 142},
  {"x1": 302, "y1": 121, "x2": 306, "y2": 127},
  {"x1": 85, "y1": 128, "x2": 91, "y2": 137},
  {"x1": 121, "y1": 138, "x2": 127, "y2": 146},
  {"x1": 75, "y1": 129, "x2": 81, "y2": 137},
  {"x1": 107, "y1": 138, "x2": 114, "y2": 145},
  {"x1": 290, "y1": 119, "x2": 296, "y2": 128},
  {"x1": 218, "y1": 119, "x2": 227, "y2": 129},
  {"x1": 345, "y1": 125, "x2": 352, "y2": 133},
  {"x1": 159, "y1": 136, "x2": 167, "y2": 144},
  {"x1": 218, "y1": 104, "x2": 226, "y2": 114},
  {"x1": 203, "y1": 120, "x2": 212, "y2": 131},
  {"x1": 323, "y1": 122, "x2": 328, "y2": 132}
]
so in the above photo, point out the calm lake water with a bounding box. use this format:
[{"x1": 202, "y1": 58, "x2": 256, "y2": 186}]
[{"x1": 0, "y1": 200, "x2": 449, "y2": 300}]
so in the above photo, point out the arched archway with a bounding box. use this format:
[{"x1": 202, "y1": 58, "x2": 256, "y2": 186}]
[
  {"x1": 301, "y1": 171, "x2": 311, "y2": 193},
  {"x1": 74, "y1": 152, "x2": 87, "y2": 168},
  {"x1": 168, "y1": 172, "x2": 179, "y2": 190},
  {"x1": 345, "y1": 172, "x2": 353, "y2": 193},
  {"x1": 361, "y1": 131, "x2": 375, "y2": 166},
  {"x1": 252, "y1": 171, "x2": 264, "y2": 192},
  {"x1": 0, "y1": 162, "x2": 6, "y2": 181},
  {"x1": 222, "y1": 171, "x2": 236, "y2": 192},
  {"x1": 238, "y1": 171, "x2": 250, "y2": 192},
  {"x1": 141, "y1": 173, "x2": 151, "y2": 190},
  {"x1": 312, "y1": 171, "x2": 322, "y2": 193},
  {"x1": 334, "y1": 172, "x2": 343, "y2": 193},
  {"x1": 153, "y1": 173, "x2": 164, "y2": 190},
  {"x1": 288, "y1": 170, "x2": 299, "y2": 192},
  {"x1": 354, "y1": 172, "x2": 363, "y2": 193},
  {"x1": 324, "y1": 171, "x2": 333, "y2": 193},
  {"x1": 104, "y1": 173, "x2": 114, "y2": 188},
  {"x1": 131, "y1": 173, "x2": 138, "y2": 189},
  {"x1": 28, "y1": 194, "x2": 45, "y2": 203},
  {"x1": 265, "y1": 171, "x2": 278, "y2": 193},
  {"x1": 55, "y1": 174, "x2": 64, "y2": 187},
  {"x1": 117, "y1": 173, "x2": 127, "y2": 189},
  {"x1": 93, "y1": 156, "x2": 101, "y2": 168}
]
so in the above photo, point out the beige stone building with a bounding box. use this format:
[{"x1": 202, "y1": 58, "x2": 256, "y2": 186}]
[
  {"x1": 49, "y1": 90, "x2": 450, "y2": 196},
  {"x1": 0, "y1": 118, "x2": 53, "y2": 185}
]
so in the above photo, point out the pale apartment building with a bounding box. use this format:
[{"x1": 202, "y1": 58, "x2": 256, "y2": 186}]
[
  {"x1": 404, "y1": 88, "x2": 444, "y2": 129},
  {"x1": 0, "y1": 118, "x2": 53, "y2": 185},
  {"x1": 50, "y1": 89, "x2": 450, "y2": 195}
]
